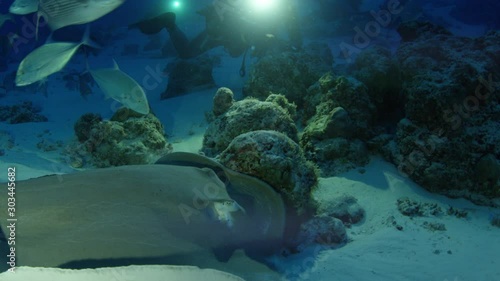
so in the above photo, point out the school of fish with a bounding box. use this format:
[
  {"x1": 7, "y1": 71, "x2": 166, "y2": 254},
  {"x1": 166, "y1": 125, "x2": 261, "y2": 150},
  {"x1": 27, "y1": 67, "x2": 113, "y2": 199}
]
[{"x1": 3, "y1": 0, "x2": 150, "y2": 114}]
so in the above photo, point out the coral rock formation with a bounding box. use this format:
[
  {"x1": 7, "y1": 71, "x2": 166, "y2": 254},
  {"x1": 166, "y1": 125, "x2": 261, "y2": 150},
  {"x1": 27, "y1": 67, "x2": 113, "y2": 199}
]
[
  {"x1": 218, "y1": 130, "x2": 318, "y2": 213},
  {"x1": 71, "y1": 108, "x2": 171, "y2": 167}
]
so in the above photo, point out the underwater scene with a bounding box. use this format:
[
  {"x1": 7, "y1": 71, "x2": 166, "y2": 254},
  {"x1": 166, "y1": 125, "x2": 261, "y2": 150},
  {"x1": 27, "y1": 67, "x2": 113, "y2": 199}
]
[{"x1": 0, "y1": 0, "x2": 499, "y2": 280}]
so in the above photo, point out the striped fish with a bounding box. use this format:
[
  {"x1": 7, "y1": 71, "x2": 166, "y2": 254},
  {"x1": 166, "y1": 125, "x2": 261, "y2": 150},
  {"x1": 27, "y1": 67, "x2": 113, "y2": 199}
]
[{"x1": 38, "y1": 0, "x2": 125, "y2": 31}]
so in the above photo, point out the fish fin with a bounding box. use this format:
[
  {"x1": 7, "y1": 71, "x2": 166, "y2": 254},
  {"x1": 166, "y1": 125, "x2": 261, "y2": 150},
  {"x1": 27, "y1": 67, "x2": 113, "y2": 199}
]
[
  {"x1": 44, "y1": 32, "x2": 54, "y2": 44},
  {"x1": 112, "y1": 59, "x2": 120, "y2": 70},
  {"x1": 36, "y1": 12, "x2": 42, "y2": 41},
  {"x1": 81, "y1": 25, "x2": 101, "y2": 49}
]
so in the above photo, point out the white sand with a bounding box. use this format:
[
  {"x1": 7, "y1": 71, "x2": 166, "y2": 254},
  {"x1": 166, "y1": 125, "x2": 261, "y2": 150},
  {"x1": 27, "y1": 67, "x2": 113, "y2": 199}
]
[
  {"x1": 0, "y1": 265, "x2": 246, "y2": 281},
  {"x1": 273, "y1": 157, "x2": 500, "y2": 280}
]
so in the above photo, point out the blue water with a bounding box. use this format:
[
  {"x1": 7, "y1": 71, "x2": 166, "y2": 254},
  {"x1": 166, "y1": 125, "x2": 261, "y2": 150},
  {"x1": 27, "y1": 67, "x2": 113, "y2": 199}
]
[{"x1": 0, "y1": 0, "x2": 499, "y2": 280}]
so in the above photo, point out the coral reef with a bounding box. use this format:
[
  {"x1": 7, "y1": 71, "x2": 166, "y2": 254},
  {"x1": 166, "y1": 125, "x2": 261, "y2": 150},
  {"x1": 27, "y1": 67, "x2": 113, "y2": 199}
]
[
  {"x1": 303, "y1": 137, "x2": 369, "y2": 176},
  {"x1": 212, "y1": 87, "x2": 234, "y2": 117},
  {"x1": 0, "y1": 101, "x2": 48, "y2": 124},
  {"x1": 422, "y1": 221, "x2": 446, "y2": 232},
  {"x1": 350, "y1": 45, "x2": 405, "y2": 127},
  {"x1": 265, "y1": 93, "x2": 297, "y2": 119},
  {"x1": 202, "y1": 96, "x2": 298, "y2": 157},
  {"x1": 243, "y1": 42, "x2": 333, "y2": 107},
  {"x1": 0, "y1": 130, "x2": 14, "y2": 155},
  {"x1": 378, "y1": 25, "x2": 500, "y2": 203},
  {"x1": 74, "y1": 113, "x2": 103, "y2": 142},
  {"x1": 295, "y1": 215, "x2": 347, "y2": 249},
  {"x1": 304, "y1": 75, "x2": 376, "y2": 138},
  {"x1": 396, "y1": 197, "x2": 443, "y2": 217},
  {"x1": 316, "y1": 195, "x2": 365, "y2": 227},
  {"x1": 36, "y1": 130, "x2": 63, "y2": 152},
  {"x1": 300, "y1": 75, "x2": 375, "y2": 176},
  {"x1": 218, "y1": 130, "x2": 318, "y2": 213},
  {"x1": 70, "y1": 108, "x2": 171, "y2": 167}
]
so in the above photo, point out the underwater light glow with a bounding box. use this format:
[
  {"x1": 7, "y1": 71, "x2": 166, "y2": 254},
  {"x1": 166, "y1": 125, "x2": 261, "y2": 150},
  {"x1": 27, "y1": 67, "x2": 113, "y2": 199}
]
[
  {"x1": 170, "y1": 1, "x2": 182, "y2": 10},
  {"x1": 249, "y1": 0, "x2": 277, "y2": 12}
]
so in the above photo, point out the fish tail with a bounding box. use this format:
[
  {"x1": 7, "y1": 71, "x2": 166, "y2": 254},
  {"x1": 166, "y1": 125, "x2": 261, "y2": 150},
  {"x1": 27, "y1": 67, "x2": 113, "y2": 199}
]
[{"x1": 81, "y1": 25, "x2": 101, "y2": 49}]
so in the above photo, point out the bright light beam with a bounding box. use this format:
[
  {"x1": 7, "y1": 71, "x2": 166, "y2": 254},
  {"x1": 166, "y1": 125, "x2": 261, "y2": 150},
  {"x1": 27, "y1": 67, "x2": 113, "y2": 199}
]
[
  {"x1": 249, "y1": 0, "x2": 277, "y2": 12},
  {"x1": 170, "y1": 1, "x2": 181, "y2": 10}
]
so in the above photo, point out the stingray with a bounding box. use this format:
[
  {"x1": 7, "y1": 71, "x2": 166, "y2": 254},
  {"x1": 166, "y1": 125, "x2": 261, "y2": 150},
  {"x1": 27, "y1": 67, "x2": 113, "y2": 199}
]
[
  {"x1": 0, "y1": 153, "x2": 285, "y2": 269},
  {"x1": 155, "y1": 152, "x2": 287, "y2": 260}
]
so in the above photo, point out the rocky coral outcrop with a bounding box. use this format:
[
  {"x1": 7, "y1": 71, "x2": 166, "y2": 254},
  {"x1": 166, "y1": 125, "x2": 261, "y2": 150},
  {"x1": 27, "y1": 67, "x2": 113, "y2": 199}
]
[
  {"x1": 317, "y1": 195, "x2": 365, "y2": 227},
  {"x1": 69, "y1": 108, "x2": 171, "y2": 167},
  {"x1": 202, "y1": 95, "x2": 298, "y2": 157},
  {"x1": 350, "y1": 45, "x2": 405, "y2": 126},
  {"x1": 377, "y1": 24, "x2": 500, "y2": 203},
  {"x1": 304, "y1": 75, "x2": 376, "y2": 137},
  {"x1": 300, "y1": 75, "x2": 375, "y2": 175},
  {"x1": 293, "y1": 22, "x2": 500, "y2": 204},
  {"x1": 218, "y1": 130, "x2": 318, "y2": 213},
  {"x1": 243, "y1": 42, "x2": 333, "y2": 107},
  {"x1": 0, "y1": 101, "x2": 48, "y2": 124},
  {"x1": 212, "y1": 87, "x2": 235, "y2": 117},
  {"x1": 295, "y1": 215, "x2": 347, "y2": 250},
  {"x1": 0, "y1": 130, "x2": 14, "y2": 156}
]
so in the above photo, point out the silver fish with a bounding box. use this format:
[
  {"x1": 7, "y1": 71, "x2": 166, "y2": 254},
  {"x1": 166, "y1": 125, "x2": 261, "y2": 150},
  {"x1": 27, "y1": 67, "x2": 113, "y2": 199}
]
[
  {"x1": 9, "y1": 0, "x2": 39, "y2": 15},
  {"x1": 90, "y1": 59, "x2": 150, "y2": 115},
  {"x1": 15, "y1": 28, "x2": 94, "y2": 86},
  {"x1": 38, "y1": 0, "x2": 125, "y2": 31},
  {"x1": 0, "y1": 13, "x2": 13, "y2": 28}
]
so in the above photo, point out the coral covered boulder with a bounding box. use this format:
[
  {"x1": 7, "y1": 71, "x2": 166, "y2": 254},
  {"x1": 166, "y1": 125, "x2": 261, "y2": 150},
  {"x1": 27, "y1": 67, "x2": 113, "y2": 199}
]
[
  {"x1": 300, "y1": 75, "x2": 375, "y2": 176},
  {"x1": 0, "y1": 101, "x2": 48, "y2": 124},
  {"x1": 350, "y1": 46, "x2": 405, "y2": 125},
  {"x1": 295, "y1": 215, "x2": 347, "y2": 249},
  {"x1": 202, "y1": 96, "x2": 298, "y2": 157},
  {"x1": 212, "y1": 87, "x2": 234, "y2": 117},
  {"x1": 71, "y1": 108, "x2": 171, "y2": 167},
  {"x1": 317, "y1": 195, "x2": 365, "y2": 226},
  {"x1": 243, "y1": 42, "x2": 333, "y2": 106},
  {"x1": 378, "y1": 25, "x2": 500, "y2": 204},
  {"x1": 218, "y1": 130, "x2": 318, "y2": 213},
  {"x1": 304, "y1": 75, "x2": 376, "y2": 137}
]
